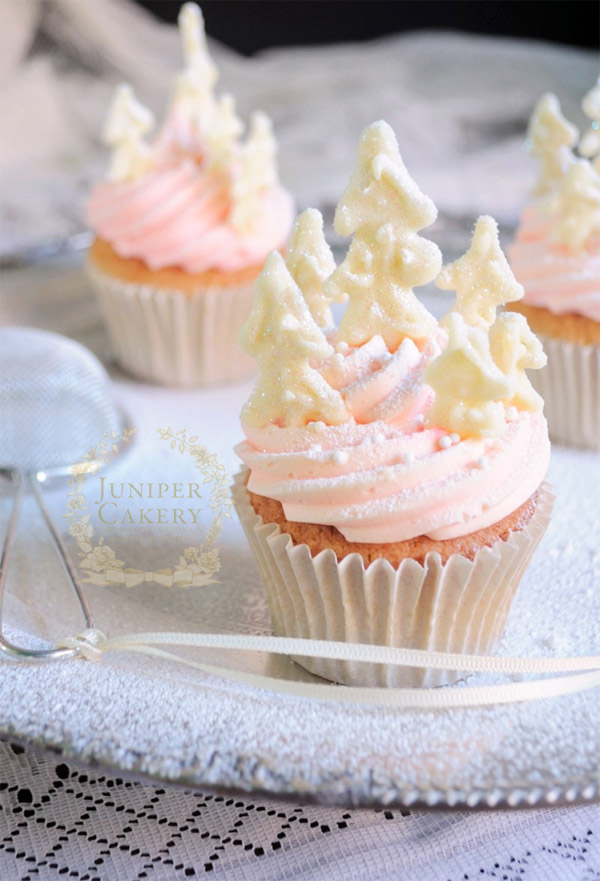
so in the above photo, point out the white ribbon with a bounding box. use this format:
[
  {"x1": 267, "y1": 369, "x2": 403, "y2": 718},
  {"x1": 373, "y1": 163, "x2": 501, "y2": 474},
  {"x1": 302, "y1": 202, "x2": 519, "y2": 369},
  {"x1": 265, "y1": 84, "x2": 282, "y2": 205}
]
[{"x1": 57, "y1": 629, "x2": 600, "y2": 710}]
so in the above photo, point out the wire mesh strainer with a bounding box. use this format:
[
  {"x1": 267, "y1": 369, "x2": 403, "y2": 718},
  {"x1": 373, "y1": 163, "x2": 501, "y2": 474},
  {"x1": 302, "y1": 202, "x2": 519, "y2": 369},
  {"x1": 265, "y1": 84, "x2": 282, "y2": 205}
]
[{"x1": 0, "y1": 327, "x2": 128, "y2": 660}]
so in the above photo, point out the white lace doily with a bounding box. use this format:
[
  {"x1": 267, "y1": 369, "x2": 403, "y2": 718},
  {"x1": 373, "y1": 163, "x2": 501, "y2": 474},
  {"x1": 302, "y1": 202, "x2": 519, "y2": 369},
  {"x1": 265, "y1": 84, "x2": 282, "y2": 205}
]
[{"x1": 0, "y1": 739, "x2": 598, "y2": 880}]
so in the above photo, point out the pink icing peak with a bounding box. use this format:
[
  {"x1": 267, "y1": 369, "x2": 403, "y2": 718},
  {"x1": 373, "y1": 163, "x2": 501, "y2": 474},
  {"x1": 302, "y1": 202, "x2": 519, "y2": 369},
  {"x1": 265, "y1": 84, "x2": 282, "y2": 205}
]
[
  {"x1": 88, "y1": 107, "x2": 294, "y2": 274},
  {"x1": 238, "y1": 411, "x2": 549, "y2": 544},
  {"x1": 238, "y1": 332, "x2": 550, "y2": 543},
  {"x1": 509, "y1": 203, "x2": 600, "y2": 321}
]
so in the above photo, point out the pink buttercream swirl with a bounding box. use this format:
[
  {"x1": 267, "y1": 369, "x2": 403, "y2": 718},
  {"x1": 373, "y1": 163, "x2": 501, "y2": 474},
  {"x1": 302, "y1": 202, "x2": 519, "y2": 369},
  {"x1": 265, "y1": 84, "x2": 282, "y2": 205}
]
[
  {"x1": 236, "y1": 334, "x2": 550, "y2": 543},
  {"x1": 509, "y1": 204, "x2": 600, "y2": 321},
  {"x1": 87, "y1": 111, "x2": 294, "y2": 274}
]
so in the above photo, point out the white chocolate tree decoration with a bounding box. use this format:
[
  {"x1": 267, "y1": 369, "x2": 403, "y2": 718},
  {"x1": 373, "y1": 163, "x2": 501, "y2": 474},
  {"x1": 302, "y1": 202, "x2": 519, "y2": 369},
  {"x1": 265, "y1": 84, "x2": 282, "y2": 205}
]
[
  {"x1": 326, "y1": 121, "x2": 440, "y2": 350},
  {"x1": 143, "y1": 3, "x2": 280, "y2": 224},
  {"x1": 489, "y1": 312, "x2": 546, "y2": 412},
  {"x1": 528, "y1": 93, "x2": 578, "y2": 195},
  {"x1": 427, "y1": 218, "x2": 546, "y2": 438},
  {"x1": 180, "y1": 2, "x2": 217, "y2": 83},
  {"x1": 240, "y1": 252, "x2": 349, "y2": 428},
  {"x1": 547, "y1": 160, "x2": 600, "y2": 251},
  {"x1": 425, "y1": 313, "x2": 514, "y2": 439},
  {"x1": 205, "y1": 93, "x2": 244, "y2": 166},
  {"x1": 334, "y1": 123, "x2": 439, "y2": 236},
  {"x1": 173, "y1": 3, "x2": 219, "y2": 141},
  {"x1": 580, "y1": 79, "x2": 600, "y2": 173},
  {"x1": 103, "y1": 84, "x2": 155, "y2": 182},
  {"x1": 231, "y1": 112, "x2": 278, "y2": 231},
  {"x1": 286, "y1": 209, "x2": 338, "y2": 327},
  {"x1": 436, "y1": 216, "x2": 523, "y2": 329}
]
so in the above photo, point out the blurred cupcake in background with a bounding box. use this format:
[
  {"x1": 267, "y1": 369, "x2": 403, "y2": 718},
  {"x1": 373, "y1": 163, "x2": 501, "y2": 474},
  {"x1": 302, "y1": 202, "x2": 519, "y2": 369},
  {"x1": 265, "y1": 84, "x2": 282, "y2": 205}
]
[
  {"x1": 508, "y1": 81, "x2": 600, "y2": 449},
  {"x1": 87, "y1": 2, "x2": 294, "y2": 387}
]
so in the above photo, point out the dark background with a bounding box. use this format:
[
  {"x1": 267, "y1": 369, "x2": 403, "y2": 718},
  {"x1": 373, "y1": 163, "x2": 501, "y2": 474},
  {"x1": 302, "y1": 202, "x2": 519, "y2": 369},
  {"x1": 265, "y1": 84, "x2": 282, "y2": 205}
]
[{"x1": 134, "y1": 1, "x2": 600, "y2": 55}]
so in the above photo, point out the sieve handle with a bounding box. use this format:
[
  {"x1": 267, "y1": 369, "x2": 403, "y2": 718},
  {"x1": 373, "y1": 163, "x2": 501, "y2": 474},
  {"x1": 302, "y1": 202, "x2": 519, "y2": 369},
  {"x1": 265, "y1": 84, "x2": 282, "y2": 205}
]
[{"x1": 0, "y1": 471, "x2": 95, "y2": 661}]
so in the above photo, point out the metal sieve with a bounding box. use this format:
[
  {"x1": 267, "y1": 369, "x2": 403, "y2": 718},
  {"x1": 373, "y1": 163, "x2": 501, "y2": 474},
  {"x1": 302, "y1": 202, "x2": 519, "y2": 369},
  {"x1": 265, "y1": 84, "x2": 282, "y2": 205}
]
[{"x1": 0, "y1": 327, "x2": 128, "y2": 661}]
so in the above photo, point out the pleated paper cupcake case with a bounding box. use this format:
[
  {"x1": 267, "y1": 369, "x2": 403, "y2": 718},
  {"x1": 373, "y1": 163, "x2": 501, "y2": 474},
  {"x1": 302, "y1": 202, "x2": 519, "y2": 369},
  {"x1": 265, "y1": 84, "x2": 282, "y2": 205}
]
[
  {"x1": 530, "y1": 334, "x2": 600, "y2": 450},
  {"x1": 232, "y1": 469, "x2": 554, "y2": 688},
  {"x1": 88, "y1": 262, "x2": 256, "y2": 387}
]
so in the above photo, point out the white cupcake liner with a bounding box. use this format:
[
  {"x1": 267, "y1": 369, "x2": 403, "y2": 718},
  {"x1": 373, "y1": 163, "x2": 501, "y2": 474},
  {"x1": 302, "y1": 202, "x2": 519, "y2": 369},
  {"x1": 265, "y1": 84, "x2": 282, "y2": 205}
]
[
  {"x1": 87, "y1": 261, "x2": 256, "y2": 387},
  {"x1": 232, "y1": 469, "x2": 554, "y2": 688},
  {"x1": 530, "y1": 334, "x2": 600, "y2": 451}
]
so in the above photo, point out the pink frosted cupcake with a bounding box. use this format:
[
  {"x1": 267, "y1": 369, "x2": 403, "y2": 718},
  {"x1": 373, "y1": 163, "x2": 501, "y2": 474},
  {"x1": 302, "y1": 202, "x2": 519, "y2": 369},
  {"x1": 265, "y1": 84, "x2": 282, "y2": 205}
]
[
  {"x1": 87, "y1": 3, "x2": 294, "y2": 387},
  {"x1": 508, "y1": 88, "x2": 600, "y2": 449},
  {"x1": 233, "y1": 121, "x2": 553, "y2": 688}
]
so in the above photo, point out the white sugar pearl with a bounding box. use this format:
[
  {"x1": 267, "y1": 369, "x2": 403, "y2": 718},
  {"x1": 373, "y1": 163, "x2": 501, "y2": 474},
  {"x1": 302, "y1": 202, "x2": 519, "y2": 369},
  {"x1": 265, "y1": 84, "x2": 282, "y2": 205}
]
[{"x1": 333, "y1": 451, "x2": 349, "y2": 465}]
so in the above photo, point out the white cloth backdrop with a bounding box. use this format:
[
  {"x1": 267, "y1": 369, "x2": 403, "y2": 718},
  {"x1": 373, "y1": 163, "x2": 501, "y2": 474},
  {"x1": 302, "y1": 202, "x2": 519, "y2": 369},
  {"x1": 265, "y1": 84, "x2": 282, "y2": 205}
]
[{"x1": 0, "y1": 0, "x2": 597, "y2": 256}]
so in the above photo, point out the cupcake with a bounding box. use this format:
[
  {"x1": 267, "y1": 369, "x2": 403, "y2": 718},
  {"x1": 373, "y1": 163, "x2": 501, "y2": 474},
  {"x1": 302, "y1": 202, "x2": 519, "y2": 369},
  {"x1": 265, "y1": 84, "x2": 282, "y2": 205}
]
[
  {"x1": 508, "y1": 86, "x2": 600, "y2": 449},
  {"x1": 233, "y1": 121, "x2": 553, "y2": 689},
  {"x1": 87, "y1": 3, "x2": 294, "y2": 387}
]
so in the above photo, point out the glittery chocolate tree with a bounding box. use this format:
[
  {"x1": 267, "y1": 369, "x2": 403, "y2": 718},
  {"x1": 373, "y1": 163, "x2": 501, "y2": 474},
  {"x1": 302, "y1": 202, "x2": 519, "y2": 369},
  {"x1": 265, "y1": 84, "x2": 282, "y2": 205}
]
[
  {"x1": 239, "y1": 252, "x2": 349, "y2": 428},
  {"x1": 528, "y1": 93, "x2": 578, "y2": 196},
  {"x1": 426, "y1": 216, "x2": 545, "y2": 438},
  {"x1": 286, "y1": 209, "x2": 338, "y2": 327},
  {"x1": 324, "y1": 121, "x2": 440, "y2": 351}
]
